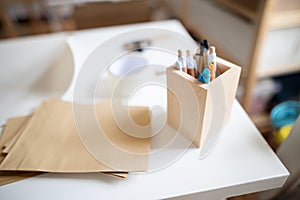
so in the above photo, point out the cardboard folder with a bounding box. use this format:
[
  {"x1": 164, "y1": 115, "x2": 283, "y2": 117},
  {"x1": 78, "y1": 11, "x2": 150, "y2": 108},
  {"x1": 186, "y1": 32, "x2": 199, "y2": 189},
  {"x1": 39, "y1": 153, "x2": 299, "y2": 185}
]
[
  {"x1": 0, "y1": 116, "x2": 128, "y2": 185},
  {"x1": 0, "y1": 116, "x2": 43, "y2": 186},
  {"x1": 0, "y1": 100, "x2": 151, "y2": 185}
]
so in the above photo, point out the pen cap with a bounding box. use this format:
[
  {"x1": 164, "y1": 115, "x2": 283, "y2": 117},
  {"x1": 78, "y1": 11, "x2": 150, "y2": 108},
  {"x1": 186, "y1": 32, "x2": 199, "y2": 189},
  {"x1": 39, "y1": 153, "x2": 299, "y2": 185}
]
[
  {"x1": 186, "y1": 50, "x2": 194, "y2": 70},
  {"x1": 178, "y1": 49, "x2": 182, "y2": 57},
  {"x1": 209, "y1": 46, "x2": 216, "y2": 54},
  {"x1": 203, "y1": 48, "x2": 208, "y2": 68},
  {"x1": 207, "y1": 46, "x2": 217, "y2": 74},
  {"x1": 186, "y1": 49, "x2": 191, "y2": 57},
  {"x1": 203, "y1": 39, "x2": 209, "y2": 49}
]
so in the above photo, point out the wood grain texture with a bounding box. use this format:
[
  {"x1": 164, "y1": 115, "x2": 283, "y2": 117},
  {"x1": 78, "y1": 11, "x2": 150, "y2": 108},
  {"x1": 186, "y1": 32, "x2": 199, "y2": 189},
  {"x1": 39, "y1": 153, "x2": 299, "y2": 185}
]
[
  {"x1": 242, "y1": 0, "x2": 274, "y2": 112},
  {"x1": 167, "y1": 57, "x2": 241, "y2": 147}
]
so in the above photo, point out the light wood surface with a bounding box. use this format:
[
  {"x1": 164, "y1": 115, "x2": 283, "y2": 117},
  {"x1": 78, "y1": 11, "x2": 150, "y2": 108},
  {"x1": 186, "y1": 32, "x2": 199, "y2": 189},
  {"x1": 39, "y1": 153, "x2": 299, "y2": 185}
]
[
  {"x1": 214, "y1": 0, "x2": 260, "y2": 22},
  {"x1": 270, "y1": 10, "x2": 300, "y2": 29},
  {"x1": 167, "y1": 66, "x2": 207, "y2": 147},
  {"x1": 167, "y1": 58, "x2": 241, "y2": 147},
  {"x1": 242, "y1": 0, "x2": 274, "y2": 111}
]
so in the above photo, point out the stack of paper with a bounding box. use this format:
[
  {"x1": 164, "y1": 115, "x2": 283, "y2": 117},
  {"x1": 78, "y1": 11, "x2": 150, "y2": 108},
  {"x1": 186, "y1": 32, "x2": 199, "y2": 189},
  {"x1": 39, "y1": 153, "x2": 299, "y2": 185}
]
[{"x1": 0, "y1": 99, "x2": 151, "y2": 186}]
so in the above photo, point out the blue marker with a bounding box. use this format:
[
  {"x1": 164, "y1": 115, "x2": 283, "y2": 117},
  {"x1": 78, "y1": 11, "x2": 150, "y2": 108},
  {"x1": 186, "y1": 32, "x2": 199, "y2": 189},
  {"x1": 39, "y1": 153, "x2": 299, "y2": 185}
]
[{"x1": 198, "y1": 68, "x2": 210, "y2": 83}]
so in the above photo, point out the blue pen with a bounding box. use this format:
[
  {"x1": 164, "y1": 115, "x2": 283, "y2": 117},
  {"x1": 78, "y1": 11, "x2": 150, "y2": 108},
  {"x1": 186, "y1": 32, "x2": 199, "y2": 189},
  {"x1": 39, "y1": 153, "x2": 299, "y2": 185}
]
[{"x1": 198, "y1": 68, "x2": 210, "y2": 83}]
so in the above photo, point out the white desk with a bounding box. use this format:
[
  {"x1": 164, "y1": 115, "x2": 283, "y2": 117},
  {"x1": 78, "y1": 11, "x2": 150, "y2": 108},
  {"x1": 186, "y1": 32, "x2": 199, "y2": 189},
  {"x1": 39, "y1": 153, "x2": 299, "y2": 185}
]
[{"x1": 0, "y1": 20, "x2": 289, "y2": 200}]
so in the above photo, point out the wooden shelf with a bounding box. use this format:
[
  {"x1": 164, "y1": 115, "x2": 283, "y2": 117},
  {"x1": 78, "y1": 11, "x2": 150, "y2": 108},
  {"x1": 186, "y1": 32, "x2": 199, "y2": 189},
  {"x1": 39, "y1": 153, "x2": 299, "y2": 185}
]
[
  {"x1": 165, "y1": 0, "x2": 300, "y2": 113},
  {"x1": 215, "y1": 0, "x2": 300, "y2": 30},
  {"x1": 258, "y1": 64, "x2": 300, "y2": 79},
  {"x1": 214, "y1": 0, "x2": 259, "y2": 22},
  {"x1": 251, "y1": 112, "x2": 272, "y2": 132},
  {"x1": 269, "y1": 10, "x2": 300, "y2": 29}
]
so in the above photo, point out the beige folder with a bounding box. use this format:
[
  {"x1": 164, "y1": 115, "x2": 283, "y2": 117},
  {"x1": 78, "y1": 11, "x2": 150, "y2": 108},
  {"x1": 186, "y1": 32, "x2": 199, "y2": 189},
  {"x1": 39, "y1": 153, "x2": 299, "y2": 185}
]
[
  {"x1": 0, "y1": 116, "x2": 128, "y2": 185},
  {"x1": 0, "y1": 100, "x2": 150, "y2": 185},
  {"x1": 0, "y1": 116, "x2": 43, "y2": 186}
]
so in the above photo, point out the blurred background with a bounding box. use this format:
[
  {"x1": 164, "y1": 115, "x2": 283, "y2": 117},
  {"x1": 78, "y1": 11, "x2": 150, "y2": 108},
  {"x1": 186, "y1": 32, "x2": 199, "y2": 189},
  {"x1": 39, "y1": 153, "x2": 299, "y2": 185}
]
[{"x1": 0, "y1": 0, "x2": 299, "y2": 199}]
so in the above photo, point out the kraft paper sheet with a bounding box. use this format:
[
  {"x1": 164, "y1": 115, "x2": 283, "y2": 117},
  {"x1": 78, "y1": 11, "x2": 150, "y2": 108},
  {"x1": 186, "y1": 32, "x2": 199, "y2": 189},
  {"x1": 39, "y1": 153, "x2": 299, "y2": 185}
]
[{"x1": 0, "y1": 100, "x2": 150, "y2": 185}]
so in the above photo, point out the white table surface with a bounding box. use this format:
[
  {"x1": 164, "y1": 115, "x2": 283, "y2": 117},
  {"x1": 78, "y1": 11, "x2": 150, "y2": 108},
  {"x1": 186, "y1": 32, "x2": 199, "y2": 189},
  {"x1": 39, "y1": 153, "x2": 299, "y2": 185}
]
[{"x1": 0, "y1": 20, "x2": 289, "y2": 200}]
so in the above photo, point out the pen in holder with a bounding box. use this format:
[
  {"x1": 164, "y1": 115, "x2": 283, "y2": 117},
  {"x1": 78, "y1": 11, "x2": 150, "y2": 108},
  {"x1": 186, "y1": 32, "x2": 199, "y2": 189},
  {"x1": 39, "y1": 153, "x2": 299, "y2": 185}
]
[{"x1": 167, "y1": 57, "x2": 241, "y2": 147}]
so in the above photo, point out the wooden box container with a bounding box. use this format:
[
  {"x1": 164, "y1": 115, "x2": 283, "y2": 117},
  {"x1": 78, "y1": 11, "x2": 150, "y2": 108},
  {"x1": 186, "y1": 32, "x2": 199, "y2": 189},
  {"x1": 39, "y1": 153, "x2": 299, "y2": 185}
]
[{"x1": 167, "y1": 58, "x2": 241, "y2": 147}]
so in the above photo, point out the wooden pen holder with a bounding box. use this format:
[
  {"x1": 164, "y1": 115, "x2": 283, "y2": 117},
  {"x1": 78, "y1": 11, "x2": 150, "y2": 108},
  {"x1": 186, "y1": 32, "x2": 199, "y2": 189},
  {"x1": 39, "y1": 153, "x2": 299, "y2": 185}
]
[{"x1": 167, "y1": 57, "x2": 241, "y2": 147}]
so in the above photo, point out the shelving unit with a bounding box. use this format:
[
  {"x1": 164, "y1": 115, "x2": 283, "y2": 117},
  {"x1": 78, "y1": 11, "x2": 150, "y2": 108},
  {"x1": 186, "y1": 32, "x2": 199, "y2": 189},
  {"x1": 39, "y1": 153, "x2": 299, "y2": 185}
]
[
  {"x1": 271, "y1": 0, "x2": 300, "y2": 29},
  {"x1": 216, "y1": 0, "x2": 300, "y2": 30},
  {"x1": 0, "y1": 0, "x2": 76, "y2": 38},
  {"x1": 163, "y1": 0, "x2": 300, "y2": 113},
  {"x1": 222, "y1": 0, "x2": 300, "y2": 105},
  {"x1": 214, "y1": 0, "x2": 261, "y2": 22}
]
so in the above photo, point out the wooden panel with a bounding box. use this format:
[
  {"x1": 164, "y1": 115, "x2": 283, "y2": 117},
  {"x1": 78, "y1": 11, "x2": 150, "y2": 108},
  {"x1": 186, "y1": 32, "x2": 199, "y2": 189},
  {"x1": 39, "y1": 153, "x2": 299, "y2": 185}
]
[
  {"x1": 187, "y1": 0, "x2": 254, "y2": 68},
  {"x1": 74, "y1": 1, "x2": 150, "y2": 29},
  {"x1": 216, "y1": 58, "x2": 241, "y2": 124},
  {"x1": 242, "y1": 0, "x2": 273, "y2": 112},
  {"x1": 257, "y1": 27, "x2": 300, "y2": 78},
  {"x1": 272, "y1": 0, "x2": 300, "y2": 11},
  {"x1": 270, "y1": 10, "x2": 300, "y2": 29},
  {"x1": 214, "y1": 0, "x2": 261, "y2": 21},
  {"x1": 167, "y1": 66, "x2": 207, "y2": 147}
]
